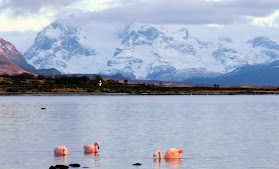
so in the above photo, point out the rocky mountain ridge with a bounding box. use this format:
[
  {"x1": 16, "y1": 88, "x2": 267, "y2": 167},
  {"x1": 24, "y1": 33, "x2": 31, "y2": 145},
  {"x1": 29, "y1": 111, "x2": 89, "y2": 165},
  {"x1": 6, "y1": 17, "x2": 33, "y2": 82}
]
[
  {"x1": 0, "y1": 37, "x2": 35, "y2": 71},
  {"x1": 23, "y1": 21, "x2": 279, "y2": 84},
  {"x1": 0, "y1": 55, "x2": 30, "y2": 75},
  {"x1": 0, "y1": 37, "x2": 61, "y2": 76}
]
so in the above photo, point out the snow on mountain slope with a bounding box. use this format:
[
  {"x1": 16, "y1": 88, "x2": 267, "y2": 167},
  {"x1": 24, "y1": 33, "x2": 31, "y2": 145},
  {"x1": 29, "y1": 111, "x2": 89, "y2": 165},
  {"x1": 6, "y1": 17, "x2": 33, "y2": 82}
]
[
  {"x1": 24, "y1": 18, "x2": 279, "y2": 81},
  {"x1": 24, "y1": 19, "x2": 121, "y2": 74},
  {"x1": 101, "y1": 24, "x2": 271, "y2": 80},
  {"x1": 101, "y1": 24, "x2": 208, "y2": 80},
  {"x1": 102, "y1": 24, "x2": 279, "y2": 80}
]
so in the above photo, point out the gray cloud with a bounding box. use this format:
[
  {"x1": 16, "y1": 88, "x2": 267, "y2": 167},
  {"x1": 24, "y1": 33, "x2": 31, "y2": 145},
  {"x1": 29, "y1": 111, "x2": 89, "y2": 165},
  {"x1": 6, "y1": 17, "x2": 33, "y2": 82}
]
[
  {"x1": 0, "y1": 30, "x2": 38, "y2": 53},
  {"x1": 2, "y1": 0, "x2": 279, "y2": 25},
  {"x1": 83, "y1": 0, "x2": 279, "y2": 25},
  {"x1": 0, "y1": 0, "x2": 78, "y2": 15}
]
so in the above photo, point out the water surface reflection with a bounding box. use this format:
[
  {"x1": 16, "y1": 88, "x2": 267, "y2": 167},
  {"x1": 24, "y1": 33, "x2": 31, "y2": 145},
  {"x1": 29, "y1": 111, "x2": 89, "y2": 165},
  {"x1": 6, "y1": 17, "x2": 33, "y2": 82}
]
[
  {"x1": 154, "y1": 158, "x2": 183, "y2": 169},
  {"x1": 54, "y1": 155, "x2": 68, "y2": 164}
]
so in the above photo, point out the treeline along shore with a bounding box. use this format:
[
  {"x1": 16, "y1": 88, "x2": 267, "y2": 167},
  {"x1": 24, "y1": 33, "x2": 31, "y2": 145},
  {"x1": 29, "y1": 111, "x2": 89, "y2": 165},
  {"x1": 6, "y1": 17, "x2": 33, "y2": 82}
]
[{"x1": 0, "y1": 73, "x2": 279, "y2": 95}]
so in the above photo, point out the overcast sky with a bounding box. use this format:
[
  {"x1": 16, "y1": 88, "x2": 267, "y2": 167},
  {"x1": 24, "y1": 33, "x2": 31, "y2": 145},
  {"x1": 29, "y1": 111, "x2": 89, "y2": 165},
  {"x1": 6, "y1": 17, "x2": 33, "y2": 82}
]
[
  {"x1": 0, "y1": 0, "x2": 279, "y2": 31},
  {"x1": 0, "y1": 0, "x2": 279, "y2": 52}
]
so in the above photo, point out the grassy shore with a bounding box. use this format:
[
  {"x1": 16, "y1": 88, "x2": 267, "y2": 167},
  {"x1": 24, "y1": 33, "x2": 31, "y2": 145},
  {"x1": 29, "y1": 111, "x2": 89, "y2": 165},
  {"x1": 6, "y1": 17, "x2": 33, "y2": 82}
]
[{"x1": 0, "y1": 74, "x2": 279, "y2": 95}]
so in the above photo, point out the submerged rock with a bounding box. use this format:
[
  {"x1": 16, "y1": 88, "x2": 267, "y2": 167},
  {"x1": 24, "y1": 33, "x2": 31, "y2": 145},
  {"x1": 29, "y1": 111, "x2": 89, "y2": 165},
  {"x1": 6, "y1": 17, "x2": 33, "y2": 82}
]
[
  {"x1": 55, "y1": 165, "x2": 69, "y2": 169},
  {"x1": 69, "y1": 163, "x2": 81, "y2": 167},
  {"x1": 133, "y1": 163, "x2": 142, "y2": 165}
]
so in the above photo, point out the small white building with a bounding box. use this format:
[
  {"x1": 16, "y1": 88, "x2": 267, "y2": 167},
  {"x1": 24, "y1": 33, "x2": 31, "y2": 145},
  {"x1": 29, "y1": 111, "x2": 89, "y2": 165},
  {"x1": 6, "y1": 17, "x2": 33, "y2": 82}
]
[{"x1": 98, "y1": 80, "x2": 102, "y2": 86}]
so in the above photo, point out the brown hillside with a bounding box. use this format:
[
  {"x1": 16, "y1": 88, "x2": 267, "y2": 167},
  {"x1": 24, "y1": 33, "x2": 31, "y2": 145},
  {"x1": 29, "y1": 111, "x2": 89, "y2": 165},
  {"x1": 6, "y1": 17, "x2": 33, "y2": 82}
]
[
  {"x1": 0, "y1": 37, "x2": 35, "y2": 70},
  {"x1": 0, "y1": 55, "x2": 31, "y2": 75}
]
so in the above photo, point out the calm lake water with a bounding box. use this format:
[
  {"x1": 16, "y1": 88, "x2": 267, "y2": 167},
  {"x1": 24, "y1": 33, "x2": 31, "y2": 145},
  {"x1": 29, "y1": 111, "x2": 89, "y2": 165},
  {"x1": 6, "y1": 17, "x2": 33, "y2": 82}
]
[{"x1": 1, "y1": 95, "x2": 279, "y2": 169}]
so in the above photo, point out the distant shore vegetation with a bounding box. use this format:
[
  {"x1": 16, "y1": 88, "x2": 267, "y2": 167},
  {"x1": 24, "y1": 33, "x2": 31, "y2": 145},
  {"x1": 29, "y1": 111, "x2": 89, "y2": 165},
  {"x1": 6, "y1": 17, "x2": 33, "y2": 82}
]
[{"x1": 0, "y1": 73, "x2": 279, "y2": 95}]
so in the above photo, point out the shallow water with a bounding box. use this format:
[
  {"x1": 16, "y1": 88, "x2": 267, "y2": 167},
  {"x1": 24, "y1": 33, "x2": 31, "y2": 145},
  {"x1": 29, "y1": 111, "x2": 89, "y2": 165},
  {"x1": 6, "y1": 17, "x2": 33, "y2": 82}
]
[{"x1": 1, "y1": 95, "x2": 279, "y2": 169}]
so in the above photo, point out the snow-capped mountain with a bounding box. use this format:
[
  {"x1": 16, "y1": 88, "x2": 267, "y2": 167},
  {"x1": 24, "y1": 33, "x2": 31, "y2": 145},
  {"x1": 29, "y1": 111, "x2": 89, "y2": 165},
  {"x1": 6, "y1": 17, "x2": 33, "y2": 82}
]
[
  {"x1": 24, "y1": 20, "x2": 120, "y2": 74},
  {"x1": 101, "y1": 24, "x2": 250, "y2": 81},
  {"x1": 25, "y1": 22, "x2": 95, "y2": 73},
  {"x1": 24, "y1": 19, "x2": 279, "y2": 82}
]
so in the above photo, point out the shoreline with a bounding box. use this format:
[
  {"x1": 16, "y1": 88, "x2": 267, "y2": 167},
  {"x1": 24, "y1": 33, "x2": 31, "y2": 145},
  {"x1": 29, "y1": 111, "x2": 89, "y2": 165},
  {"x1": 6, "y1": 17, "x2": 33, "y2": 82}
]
[
  {"x1": 1, "y1": 92, "x2": 279, "y2": 96},
  {"x1": 1, "y1": 75, "x2": 279, "y2": 96}
]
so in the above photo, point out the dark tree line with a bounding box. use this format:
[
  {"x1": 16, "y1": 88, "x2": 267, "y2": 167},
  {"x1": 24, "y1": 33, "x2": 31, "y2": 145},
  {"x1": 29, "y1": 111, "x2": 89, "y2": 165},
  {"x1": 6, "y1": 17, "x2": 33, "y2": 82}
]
[{"x1": 0, "y1": 73, "x2": 106, "y2": 85}]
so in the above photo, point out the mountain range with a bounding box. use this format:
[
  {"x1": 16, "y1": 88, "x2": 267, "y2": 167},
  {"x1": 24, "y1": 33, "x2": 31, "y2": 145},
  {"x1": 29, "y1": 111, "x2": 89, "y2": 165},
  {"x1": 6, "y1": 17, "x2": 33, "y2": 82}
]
[
  {"x1": 2, "y1": 15, "x2": 279, "y2": 85},
  {"x1": 184, "y1": 60, "x2": 279, "y2": 86},
  {"x1": 22, "y1": 18, "x2": 279, "y2": 85}
]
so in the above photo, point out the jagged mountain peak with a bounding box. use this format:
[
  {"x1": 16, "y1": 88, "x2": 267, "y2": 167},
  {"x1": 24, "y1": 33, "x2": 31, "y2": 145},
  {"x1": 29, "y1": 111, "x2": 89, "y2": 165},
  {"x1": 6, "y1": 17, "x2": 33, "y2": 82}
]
[
  {"x1": 24, "y1": 21, "x2": 119, "y2": 74},
  {"x1": 23, "y1": 21, "x2": 279, "y2": 82},
  {"x1": 178, "y1": 28, "x2": 189, "y2": 40},
  {"x1": 247, "y1": 36, "x2": 279, "y2": 50},
  {"x1": 36, "y1": 21, "x2": 80, "y2": 41},
  {"x1": 27, "y1": 21, "x2": 94, "y2": 57},
  {"x1": 121, "y1": 28, "x2": 164, "y2": 48}
]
